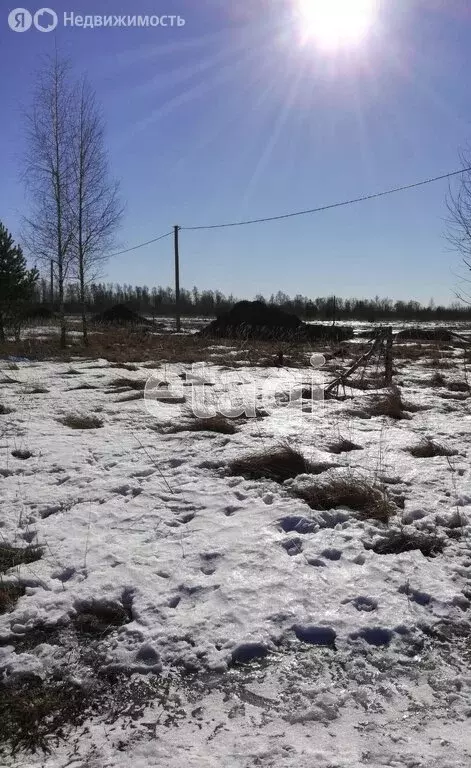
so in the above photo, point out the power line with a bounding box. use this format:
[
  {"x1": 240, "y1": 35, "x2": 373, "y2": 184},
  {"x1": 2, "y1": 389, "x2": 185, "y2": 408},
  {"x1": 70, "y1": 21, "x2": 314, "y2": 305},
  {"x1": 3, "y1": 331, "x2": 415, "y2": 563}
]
[
  {"x1": 109, "y1": 230, "x2": 173, "y2": 257},
  {"x1": 104, "y1": 166, "x2": 471, "y2": 255},
  {"x1": 182, "y1": 166, "x2": 471, "y2": 231}
]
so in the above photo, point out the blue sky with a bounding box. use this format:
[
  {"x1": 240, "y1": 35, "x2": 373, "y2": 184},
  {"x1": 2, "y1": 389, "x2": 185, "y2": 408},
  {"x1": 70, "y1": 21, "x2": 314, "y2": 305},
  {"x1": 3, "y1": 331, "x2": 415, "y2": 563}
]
[{"x1": 1, "y1": 0, "x2": 471, "y2": 304}]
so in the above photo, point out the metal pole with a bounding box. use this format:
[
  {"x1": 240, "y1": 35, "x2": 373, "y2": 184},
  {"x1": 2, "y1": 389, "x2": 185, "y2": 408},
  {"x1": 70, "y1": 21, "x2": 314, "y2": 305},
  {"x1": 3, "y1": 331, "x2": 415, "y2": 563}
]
[{"x1": 173, "y1": 225, "x2": 181, "y2": 333}]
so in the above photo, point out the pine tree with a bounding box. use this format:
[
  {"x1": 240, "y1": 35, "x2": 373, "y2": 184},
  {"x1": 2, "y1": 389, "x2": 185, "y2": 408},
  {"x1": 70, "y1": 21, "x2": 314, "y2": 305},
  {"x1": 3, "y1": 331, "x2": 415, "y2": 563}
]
[{"x1": 0, "y1": 222, "x2": 38, "y2": 341}]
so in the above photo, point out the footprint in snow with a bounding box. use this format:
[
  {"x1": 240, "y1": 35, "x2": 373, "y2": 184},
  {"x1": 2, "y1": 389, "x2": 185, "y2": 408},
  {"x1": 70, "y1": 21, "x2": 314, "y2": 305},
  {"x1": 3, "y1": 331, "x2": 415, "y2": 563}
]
[
  {"x1": 52, "y1": 566, "x2": 76, "y2": 583},
  {"x1": 178, "y1": 512, "x2": 195, "y2": 524},
  {"x1": 278, "y1": 516, "x2": 316, "y2": 534},
  {"x1": 342, "y1": 596, "x2": 378, "y2": 612},
  {"x1": 200, "y1": 551, "x2": 220, "y2": 575},
  {"x1": 167, "y1": 458, "x2": 185, "y2": 468},
  {"x1": 129, "y1": 468, "x2": 155, "y2": 478},
  {"x1": 281, "y1": 537, "x2": 303, "y2": 556},
  {"x1": 349, "y1": 627, "x2": 393, "y2": 646},
  {"x1": 321, "y1": 548, "x2": 343, "y2": 561},
  {"x1": 223, "y1": 505, "x2": 241, "y2": 516}
]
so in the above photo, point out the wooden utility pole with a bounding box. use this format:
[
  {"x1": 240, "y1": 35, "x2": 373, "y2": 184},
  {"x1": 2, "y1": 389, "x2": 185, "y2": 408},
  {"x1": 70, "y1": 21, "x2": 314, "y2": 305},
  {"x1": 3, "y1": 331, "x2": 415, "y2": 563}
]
[
  {"x1": 173, "y1": 225, "x2": 181, "y2": 333},
  {"x1": 384, "y1": 326, "x2": 393, "y2": 385},
  {"x1": 50, "y1": 259, "x2": 54, "y2": 309}
]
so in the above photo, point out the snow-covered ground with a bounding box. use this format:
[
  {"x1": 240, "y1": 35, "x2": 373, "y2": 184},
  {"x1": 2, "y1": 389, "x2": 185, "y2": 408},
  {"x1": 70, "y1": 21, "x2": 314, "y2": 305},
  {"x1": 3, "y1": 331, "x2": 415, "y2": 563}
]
[{"x1": 0, "y1": 340, "x2": 470, "y2": 767}]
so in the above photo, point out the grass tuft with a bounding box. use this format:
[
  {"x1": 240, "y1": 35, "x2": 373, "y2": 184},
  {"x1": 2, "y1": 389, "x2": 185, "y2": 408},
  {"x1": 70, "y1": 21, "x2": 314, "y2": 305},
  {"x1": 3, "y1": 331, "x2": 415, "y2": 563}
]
[
  {"x1": 430, "y1": 371, "x2": 446, "y2": 387},
  {"x1": 407, "y1": 438, "x2": 458, "y2": 459},
  {"x1": 171, "y1": 414, "x2": 238, "y2": 435},
  {"x1": 327, "y1": 438, "x2": 363, "y2": 454},
  {"x1": 0, "y1": 676, "x2": 90, "y2": 755},
  {"x1": 365, "y1": 528, "x2": 445, "y2": 557},
  {"x1": 11, "y1": 449, "x2": 33, "y2": 460},
  {"x1": 447, "y1": 380, "x2": 469, "y2": 393},
  {"x1": 368, "y1": 388, "x2": 410, "y2": 420},
  {"x1": 109, "y1": 377, "x2": 146, "y2": 391},
  {"x1": 68, "y1": 382, "x2": 97, "y2": 391},
  {"x1": 0, "y1": 583, "x2": 25, "y2": 614},
  {"x1": 72, "y1": 600, "x2": 132, "y2": 637},
  {"x1": 228, "y1": 445, "x2": 319, "y2": 483},
  {"x1": 293, "y1": 474, "x2": 397, "y2": 523},
  {"x1": 109, "y1": 362, "x2": 140, "y2": 371},
  {"x1": 0, "y1": 545, "x2": 42, "y2": 574},
  {"x1": 26, "y1": 385, "x2": 49, "y2": 394},
  {"x1": 59, "y1": 414, "x2": 103, "y2": 430},
  {"x1": 116, "y1": 391, "x2": 144, "y2": 402}
]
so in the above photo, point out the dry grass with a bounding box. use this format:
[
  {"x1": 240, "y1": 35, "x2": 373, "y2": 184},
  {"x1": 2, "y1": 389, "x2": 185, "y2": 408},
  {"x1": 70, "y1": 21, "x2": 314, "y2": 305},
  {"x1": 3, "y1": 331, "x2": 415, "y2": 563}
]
[
  {"x1": 228, "y1": 445, "x2": 315, "y2": 483},
  {"x1": 393, "y1": 344, "x2": 428, "y2": 361},
  {"x1": 0, "y1": 545, "x2": 42, "y2": 574},
  {"x1": 428, "y1": 358, "x2": 457, "y2": 370},
  {"x1": 25, "y1": 385, "x2": 49, "y2": 394},
  {"x1": 59, "y1": 414, "x2": 103, "y2": 430},
  {"x1": 68, "y1": 382, "x2": 97, "y2": 391},
  {"x1": 0, "y1": 328, "x2": 328, "y2": 366},
  {"x1": 327, "y1": 438, "x2": 363, "y2": 454},
  {"x1": 407, "y1": 438, "x2": 458, "y2": 458},
  {"x1": 11, "y1": 449, "x2": 33, "y2": 460},
  {"x1": 430, "y1": 371, "x2": 447, "y2": 387},
  {"x1": 108, "y1": 362, "x2": 139, "y2": 371},
  {"x1": 174, "y1": 415, "x2": 238, "y2": 435},
  {"x1": 348, "y1": 375, "x2": 390, "y2": 391},
  {"x1": 368, "y1": 388, "x2": 411, "y2": 420},
  {"x1": 108, "y1": 377, "x2": 147, "y2": 391},
  {"x1": 72, "y1": 600, "x2": 132, "y2": 637},
  {"x1": 293, "y1": 474, "x2": 397, "y2": 523},
  {"x1": 0, "y1": 659, "x2": 176, "y2": 757},
  {"x1": 0, "y1": 583, "x2": 25, "y2": 614},
  {"x1": 447, "y1": 380, "x2": 470, "y2": 393},
  {"x1": 115, "y1": 391, "x2": 144, "y2": 402},
  {"x1": 0, "y1": 677, "x2": 91, "y2": 755},
  {"x1": 365, "y1": 528, "x2": 446, "y2": 557}
]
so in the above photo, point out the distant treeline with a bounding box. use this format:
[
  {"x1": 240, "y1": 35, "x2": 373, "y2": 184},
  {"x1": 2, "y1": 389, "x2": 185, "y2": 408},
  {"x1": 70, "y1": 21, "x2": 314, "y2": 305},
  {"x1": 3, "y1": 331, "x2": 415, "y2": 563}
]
[{"x1": 32, "y1": 280, "x2": 471, "y2": 322}]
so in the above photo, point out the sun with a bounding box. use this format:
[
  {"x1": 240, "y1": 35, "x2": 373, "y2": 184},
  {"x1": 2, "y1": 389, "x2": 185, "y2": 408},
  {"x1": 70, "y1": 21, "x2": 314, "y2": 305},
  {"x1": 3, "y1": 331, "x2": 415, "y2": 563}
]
[{"x1": 297, "y1": 0, "x2": 377, "y2": 51}]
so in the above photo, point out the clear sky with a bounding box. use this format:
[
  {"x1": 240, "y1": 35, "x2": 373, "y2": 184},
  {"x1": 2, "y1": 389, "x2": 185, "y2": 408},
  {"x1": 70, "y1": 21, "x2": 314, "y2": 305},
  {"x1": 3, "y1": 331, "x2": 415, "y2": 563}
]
[{"x1": 1, "y1": 0, "x2": 471, "y2": 304}]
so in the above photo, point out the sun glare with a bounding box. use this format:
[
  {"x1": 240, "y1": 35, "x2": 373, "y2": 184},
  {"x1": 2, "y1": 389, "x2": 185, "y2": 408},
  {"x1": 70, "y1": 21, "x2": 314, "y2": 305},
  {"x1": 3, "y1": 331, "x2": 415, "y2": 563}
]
[{"x1": 297, "y1": 0, "x2": 377, "y2": 51}]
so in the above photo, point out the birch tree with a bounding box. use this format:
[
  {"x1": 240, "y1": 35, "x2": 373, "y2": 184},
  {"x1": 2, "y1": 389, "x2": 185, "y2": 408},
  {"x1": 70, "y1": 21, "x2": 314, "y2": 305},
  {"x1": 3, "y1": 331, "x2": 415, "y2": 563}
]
[
  {"x1": 447, "y1": 148, "x2": 471, "y2": 303},
  {"x1": 23, "y1": 53, "x2": 74, "y2": 348},
  {"x1": 69, "y1": 76, "x2": 123, "y2": 344},
  {"x1": 24, "y1": 55, "x2": 123, "y2": 346}
]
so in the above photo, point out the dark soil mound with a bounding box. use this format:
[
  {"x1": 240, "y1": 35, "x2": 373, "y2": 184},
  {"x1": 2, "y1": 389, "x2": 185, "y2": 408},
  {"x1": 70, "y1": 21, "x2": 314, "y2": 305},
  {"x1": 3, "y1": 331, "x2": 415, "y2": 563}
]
[
  {"x1": 396, "y1": 328, "x2": 453, "y2": 342},
  {"x1": 22, "y1": 305, "x2": 54, "y2": 321},
  {"x1": 304, "y1": 324, "x2": 353, "y2": 342},
  {"x1": 201, "y1": 301, "x2": 352, "y2": 342},
  {"x1": 93, "y1": 304, "x2": 152, "y2": 326}
]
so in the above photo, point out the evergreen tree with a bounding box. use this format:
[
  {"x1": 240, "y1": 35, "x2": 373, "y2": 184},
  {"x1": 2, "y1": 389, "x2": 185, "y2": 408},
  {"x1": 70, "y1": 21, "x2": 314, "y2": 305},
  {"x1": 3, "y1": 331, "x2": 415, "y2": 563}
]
[{"x1": 0, "y1": 222, "x2": 38, "y2": 341}]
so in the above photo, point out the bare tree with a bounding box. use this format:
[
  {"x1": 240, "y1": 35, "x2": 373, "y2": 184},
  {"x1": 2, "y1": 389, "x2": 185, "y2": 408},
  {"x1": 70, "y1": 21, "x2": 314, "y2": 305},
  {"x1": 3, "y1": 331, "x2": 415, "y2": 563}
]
[
  {"x1": 446, "y1": 148, "x2": 471, "y2": 303},
  {"x1": 69, "y1": 76, "x2": 123, "y2": 344},
  {"x1": 23, "y1": 53, "x2": 75, "y2": 348}
]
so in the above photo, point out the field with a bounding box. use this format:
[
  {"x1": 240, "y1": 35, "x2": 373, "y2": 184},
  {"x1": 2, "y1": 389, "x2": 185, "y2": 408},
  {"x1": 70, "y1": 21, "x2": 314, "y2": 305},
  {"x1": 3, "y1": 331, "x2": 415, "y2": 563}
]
[{"x1": 0, "y1": 322, "x2": 470, "y2": 768}]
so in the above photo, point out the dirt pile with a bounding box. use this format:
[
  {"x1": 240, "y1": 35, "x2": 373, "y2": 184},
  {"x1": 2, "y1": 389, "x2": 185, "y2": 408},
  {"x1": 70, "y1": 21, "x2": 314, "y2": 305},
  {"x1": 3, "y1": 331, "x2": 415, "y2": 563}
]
[
  {"x1": 200, "y1": 301, "x2": 353, "y2": 342},
  {"x1": 396, "y1": 328, "x2": 453, "y2": 342},
  {"x1": 93, "y1": 304, "x2": 152, "y2": 326}
]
